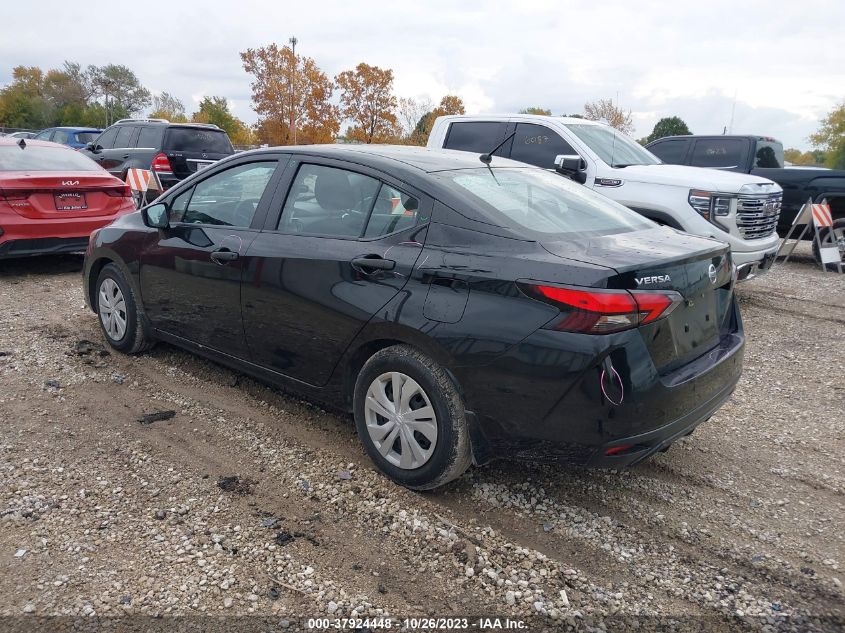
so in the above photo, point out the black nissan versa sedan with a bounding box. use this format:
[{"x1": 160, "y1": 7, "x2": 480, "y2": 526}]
[{"x1": 81, "y1": 145, "x2": 744, "y2": 489}]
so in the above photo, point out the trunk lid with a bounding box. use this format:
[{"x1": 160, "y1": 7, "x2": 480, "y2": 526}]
[
  {"x1": 541, "y1": 227, "x2": 734, "y2": 372},
  {"x1": 0, "y1": 172, "x2": 131, "y2": 220}
]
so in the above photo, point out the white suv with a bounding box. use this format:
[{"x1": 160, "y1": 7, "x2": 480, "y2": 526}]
[{"x1": 427, "y1": 114, "x2": 782, "y2": 280}]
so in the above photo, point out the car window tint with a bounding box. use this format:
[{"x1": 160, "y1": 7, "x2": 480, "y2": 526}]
[
  {"x1": 168, "y1": 187, "x2": 194, "y2": 222},
  {"x1": 95, "y1": 127, "x2": 118, "y2": 149},
  {"x1": 510, "y1": 123, "x2": 576, "y2": 168},
  {"x1": 113, "y1": 126, "x2": 135, "y2": 149},
  {"x1": 34, "y1": 130, "x2": 52, "y2": 141},
  {"x1": 691, "y1": 139, "x2": 746, "y2": 169},
  {"x1": 180, "y1": 161, "x2": 277, "y2": 227},
  {"x1": 444, "y1": 121, "x2": 509, "y2": 155},
  {"x1": 278, "y1": 164, "x2": 380, "y2": 238},
  {"x1": 363, "y1": 184, "x2": 419, "y2": 238},
  {"x1": 74, "y1": 132, "x2": 99, "y2": 144},
  {"x1": 137, "y1": 127, "x2": 163, "y2": 149},
  {"x1": 164, "y1": 128, "x2": 233, "y2": 153},
  {"x1": 52, "y1": 130, "x2": 70, "y2": 145},
  {"x1": 648, "y1": 139, "x2": 689, "y2": 164}
]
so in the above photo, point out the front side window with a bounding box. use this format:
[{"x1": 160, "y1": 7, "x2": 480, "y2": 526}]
[
  {"x1": 52, "y1": 130, "x2": 70, "y2": 144},
  {"x1": 34, "y1": 129, "x2": 53, "y2": 141},
  {"x1": 439, "y1": 167, "x2": 653, "y2": 237},
  {"x1": 74, "y1": 132, "x2": 99, "y2": 145},
  {"x1": 174, "y1": 161, "x2": 277, "y2": 227},
  {"x1": 363, "y1": 184, "x2": 419, "y2": 238},
  {"x1": 510, "y1": 123, "x2": 576, "y2": 168},
  {"x1": 95, "y1": 127, "x2": 119, "y2": 149},
  {"x1": 753, "y1": 140, "x2": 784, "y2": 168},
  {"x1": 690, "y1": 139, "x2": 746, "y2": 169},
  {"x1": 564, "y1": 123, "x2": 661, "y2": 167},
  {"x1": 113, "y1": 126, "x2": 135, "y2": 149},
  {"x1": 278, "y1": 164, "x2": 380, "y2": 238}
]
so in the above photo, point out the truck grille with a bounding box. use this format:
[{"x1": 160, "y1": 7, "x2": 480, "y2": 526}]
[{"x1": 736, "y1": 193, "x2": 781, "y2": 239}]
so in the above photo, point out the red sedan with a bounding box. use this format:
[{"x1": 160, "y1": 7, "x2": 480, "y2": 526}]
[{"x1": 0, "y1": 137, "x2": 135, "y2": 259}]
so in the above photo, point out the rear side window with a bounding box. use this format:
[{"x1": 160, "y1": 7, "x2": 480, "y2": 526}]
[
  {"x1": 444, "y1": 121, "x2": 509, "y2": 155},
  {"x1": 0, "y1": 145, "x2": 101, "y2": 171},
  {"x1": 137, "y1": 127, "x2": 164, "y2": 149},
  {"x1": 164, "y1": 128, "x2": 233, "y2": 154},
  {"x1": 113, "y1": 126, "x2": 136, "y2": 149},
  {"x1": 278, "y1": 164, "x2": 380, "y2": 238},
  {"x1": 34, "y1": 130, "x2": 53, "y2": 141},
  {"x1": 690, "y1": 139, "x2": 746, "y2": 169},
  {"x1": 363, "y1": 184, "x2": 419, "y2": 238},
  {"x1": 52, "y1": 130, "x2": 70, "y2": 144},
  {"x1": 648, "y1": 139, "x2": 689, "y2": 164},
  {"x1": 74, "y1": 132, "x2": 99, "y2": 144},
  {"x1": 95, "y1": 127, "x2": 119, "y2": 149},
  {"x1": 509, "y1": 123, "x2": 575, "y2": 169},
  {"x1": 753, "y1": 140, "x2": 784, "y2": 168}
]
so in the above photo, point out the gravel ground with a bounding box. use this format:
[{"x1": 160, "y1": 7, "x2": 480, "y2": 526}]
[{"x1": 0, "y1": 246, "x2": 843, "y2": 632}]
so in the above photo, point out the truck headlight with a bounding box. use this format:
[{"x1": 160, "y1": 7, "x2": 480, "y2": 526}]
[{"x1": 689, "y1": 190, "x2": 733, "y2": 225}]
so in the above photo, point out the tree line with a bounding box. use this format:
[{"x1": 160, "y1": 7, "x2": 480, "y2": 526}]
[{"x1": 1, "y1": 51, "x2": 843, "y2": 168}]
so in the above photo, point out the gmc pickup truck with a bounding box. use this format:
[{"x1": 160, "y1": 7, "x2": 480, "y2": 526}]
[
  {"x1": 428, "y1": 115, "x2": 783, "y2": 280},
  {"x1": 645, "y1": 135, "x2": 845, "y2": 237}
]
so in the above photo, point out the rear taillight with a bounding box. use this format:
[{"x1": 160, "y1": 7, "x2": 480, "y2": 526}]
[
  {"x1": 151, "y1": 152, "x2": 172, "y2": 172},
  {"x1": 1, "y1": 190, "x2": 30, "y2": 201},
  {"x1": 521, "y1": 283, "x2": 683, "y2": 334},
  {"x1": 105, "y1": 184, "x2": 133, "y2": 198}
]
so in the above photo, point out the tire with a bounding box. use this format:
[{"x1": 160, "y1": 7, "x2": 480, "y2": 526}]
[
  {"x1": 812, "y1": 218, "x2": 845, "y2": 269},
  {"x1": 353, "y1": 345, "x2": 472, "y2": 490},
  {"x1": 95, "y1": 263, "x2": 153, "y2": 354}
]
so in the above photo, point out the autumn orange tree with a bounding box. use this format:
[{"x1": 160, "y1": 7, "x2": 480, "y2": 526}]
[
  {"x1": 408, "y1": 94, "x2": 466, "y2": 145},
  {"x1": 335, "y1": 63, "x2": 400, "y2": 143},
  {"x1": 583, "y1": 98, "x2": 634, "y2": 135},
  {"x1": 240, "y1": 43, "x2": 339, "y2": 145}
]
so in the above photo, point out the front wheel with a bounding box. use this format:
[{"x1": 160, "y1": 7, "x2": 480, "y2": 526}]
[
  {"x1": 95, "y1": 263, "x2": 152, "y2": 354},
  {"x1": 353, "y1": 345, "x2": 472, "y2": 490},
  {"x1": 812, "y1": 218, "x2": 845, "y2": 269}
]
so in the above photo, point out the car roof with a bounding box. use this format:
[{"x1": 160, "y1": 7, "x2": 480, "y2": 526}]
[
  {"x1": 247, "y1": 144, "x2": 533, "y2": 175},
  {"x1": 0, "y1": 137, "x2": 73, "y2": 148},
  {"x1": 42, "y1": 126, "x2": 102, "y2": 132},
  {"x1": 436, "y1": 113, "x2": 603, "y2": 126}
]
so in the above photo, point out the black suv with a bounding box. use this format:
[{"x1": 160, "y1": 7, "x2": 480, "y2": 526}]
[{"x1": 80, "y1": 119, "x2": 235, "y2": 193}]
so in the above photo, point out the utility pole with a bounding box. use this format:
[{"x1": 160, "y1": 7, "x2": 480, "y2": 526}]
[{"x1": 289, "y1": 36, "x2": 298, "y2": 144}]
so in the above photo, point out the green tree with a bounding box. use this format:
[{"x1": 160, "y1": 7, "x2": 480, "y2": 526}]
[
  {"x1": 0, "y1": 66, "x2": 51, "y2": 129},
  {"x1": 645, "y1": 116, "x2": 692, "y2": 144},
  {"x1": 784, "y1": 148, "x2": 824, "y2": 166},
  {"x1": 519, "y1": 107, "x2": 551, "y2": 115},
  {"x1": 90, "y1": 64, "x2": 151, "y2": 125},
  {"x1": 149, "y1": 91, "x2": 187, "y2": 122},
  {"x1": 192, "y1": 96, "x2": 252, "y2": 145},
  {"x1": 810, "y1": 101, "x2": 845, "y2": 169}
]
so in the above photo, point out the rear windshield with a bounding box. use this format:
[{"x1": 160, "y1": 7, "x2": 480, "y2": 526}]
[
  {"x1": 74, "y1": 132, "x2": 99, "y2": 144},
  {"x1": 753, "y1": 139, "x2": 784, "y2": 168},
  {"x1": 164, "y1": 127, "x2": 233, "y2": 153},
  {"x1": 439, "y1": 167, "x2": 653, "y2": 237},
  {"x1": 0, "y1": 144, "x2": 101, "y2": 171}
]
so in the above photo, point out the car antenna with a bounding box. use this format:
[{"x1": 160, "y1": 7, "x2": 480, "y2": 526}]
[
  {"x1": 479, "y1": 131, "x2": 515, "y2": 184},
  {"x1": 17, "y1": 138, "x2": 26, "y2": 149},
  {"x1": 479, "y1": 131, "x2": 515, "y2": 165}
]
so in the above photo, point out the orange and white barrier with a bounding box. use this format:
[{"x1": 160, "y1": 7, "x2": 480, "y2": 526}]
[
  {"x1": 126, "y1": 168, "x2": 153, "y2": 193},
  {"x1": 811, "y1": 203, "x2": 833, "y2": 228}
]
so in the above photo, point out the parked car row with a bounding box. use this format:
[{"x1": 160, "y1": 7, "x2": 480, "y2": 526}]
[{"x1": 0, "y1": 112, "x2": 833, "y2": 490}]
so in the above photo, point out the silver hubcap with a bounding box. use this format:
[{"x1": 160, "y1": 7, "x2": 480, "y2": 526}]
[
  {"x1": 98, "y1": 278, "x2": 127, "y2": 341},
  {"x1": 364, "y1": 372, "x2": 438, "y2": 470}
]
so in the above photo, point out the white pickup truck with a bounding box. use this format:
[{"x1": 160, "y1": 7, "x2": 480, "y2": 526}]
[{"x1": 427, "y1": 114, "x2": 782, "y2": 280}]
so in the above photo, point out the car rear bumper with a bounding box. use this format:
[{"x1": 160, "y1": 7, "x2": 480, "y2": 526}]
[
  {"x1": 0, "y1": 235, "x2": 90, "y2": 258},
  {"x1": 459, "y1": 300, "x2": 745, "y2": 467},
  {"x1": 0, "y1": 212, "x2": 129, "y2": 259}
]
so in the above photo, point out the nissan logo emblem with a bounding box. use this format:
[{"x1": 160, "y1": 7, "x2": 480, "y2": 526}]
[{"x1": 708, "y1": 263, "x2": 718, "y2": 284}]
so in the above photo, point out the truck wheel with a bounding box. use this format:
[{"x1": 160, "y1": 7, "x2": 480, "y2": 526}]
[
  {"x1": 811, "y1": 219, "x2": 845, "y2": 268},
  {"x1": 353, "y1": 345, "x2": 472, "y2": 490}
]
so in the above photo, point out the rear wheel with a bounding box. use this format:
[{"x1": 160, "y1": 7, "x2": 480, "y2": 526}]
[
  {"x1": 353, "y1": 345, "x2": 472, "y2": 490},
  {"x1": 812, "y1": 218, "x2": 845, "y2": 268},
  {"x1": 95, "y1": 263, "x2": 152, "y2": 354}
]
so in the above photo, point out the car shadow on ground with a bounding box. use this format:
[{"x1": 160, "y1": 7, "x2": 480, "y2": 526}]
[{"x1": 0, "y1": 254, "x2": 84, "y2": 277}]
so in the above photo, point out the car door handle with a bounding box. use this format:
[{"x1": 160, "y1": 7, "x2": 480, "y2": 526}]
[
  {"x1": 122, "y1": 154, "x2": 130, "y2": 159},
  {"x1": 210, "y1": 249, "x2": 239, "y2": 265},
  {"x1": 351, "y1": 256, "x2": 395, "y2": 272}
]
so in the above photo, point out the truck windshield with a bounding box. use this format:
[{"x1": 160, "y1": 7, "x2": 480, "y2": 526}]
[
  {"x1": 564, "y1": 123, "x2": 661, "y2": 167},
  {"x1": 753, "y1": 140, "x2": 784, "y2": 168}
]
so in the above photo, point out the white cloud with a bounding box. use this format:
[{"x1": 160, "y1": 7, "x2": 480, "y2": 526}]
[{"x1": 1, "y1": 0, "x2": 842, "y2": 149}]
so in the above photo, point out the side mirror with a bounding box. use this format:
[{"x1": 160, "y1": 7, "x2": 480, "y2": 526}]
[
  {"x1": 86, "y1": 142, "x2": 101, "y2": 153},
  {"x1": 142, "y1": 202, "x2": 170, "y2": 229},
  {"x1": 554, "y1": 154, "x2": 588, "y2": 184}
]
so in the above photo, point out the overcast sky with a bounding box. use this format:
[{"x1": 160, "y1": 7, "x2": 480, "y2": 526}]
[{"x1": 3, "y1": 0, "x2": 843, "y2": 149}]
